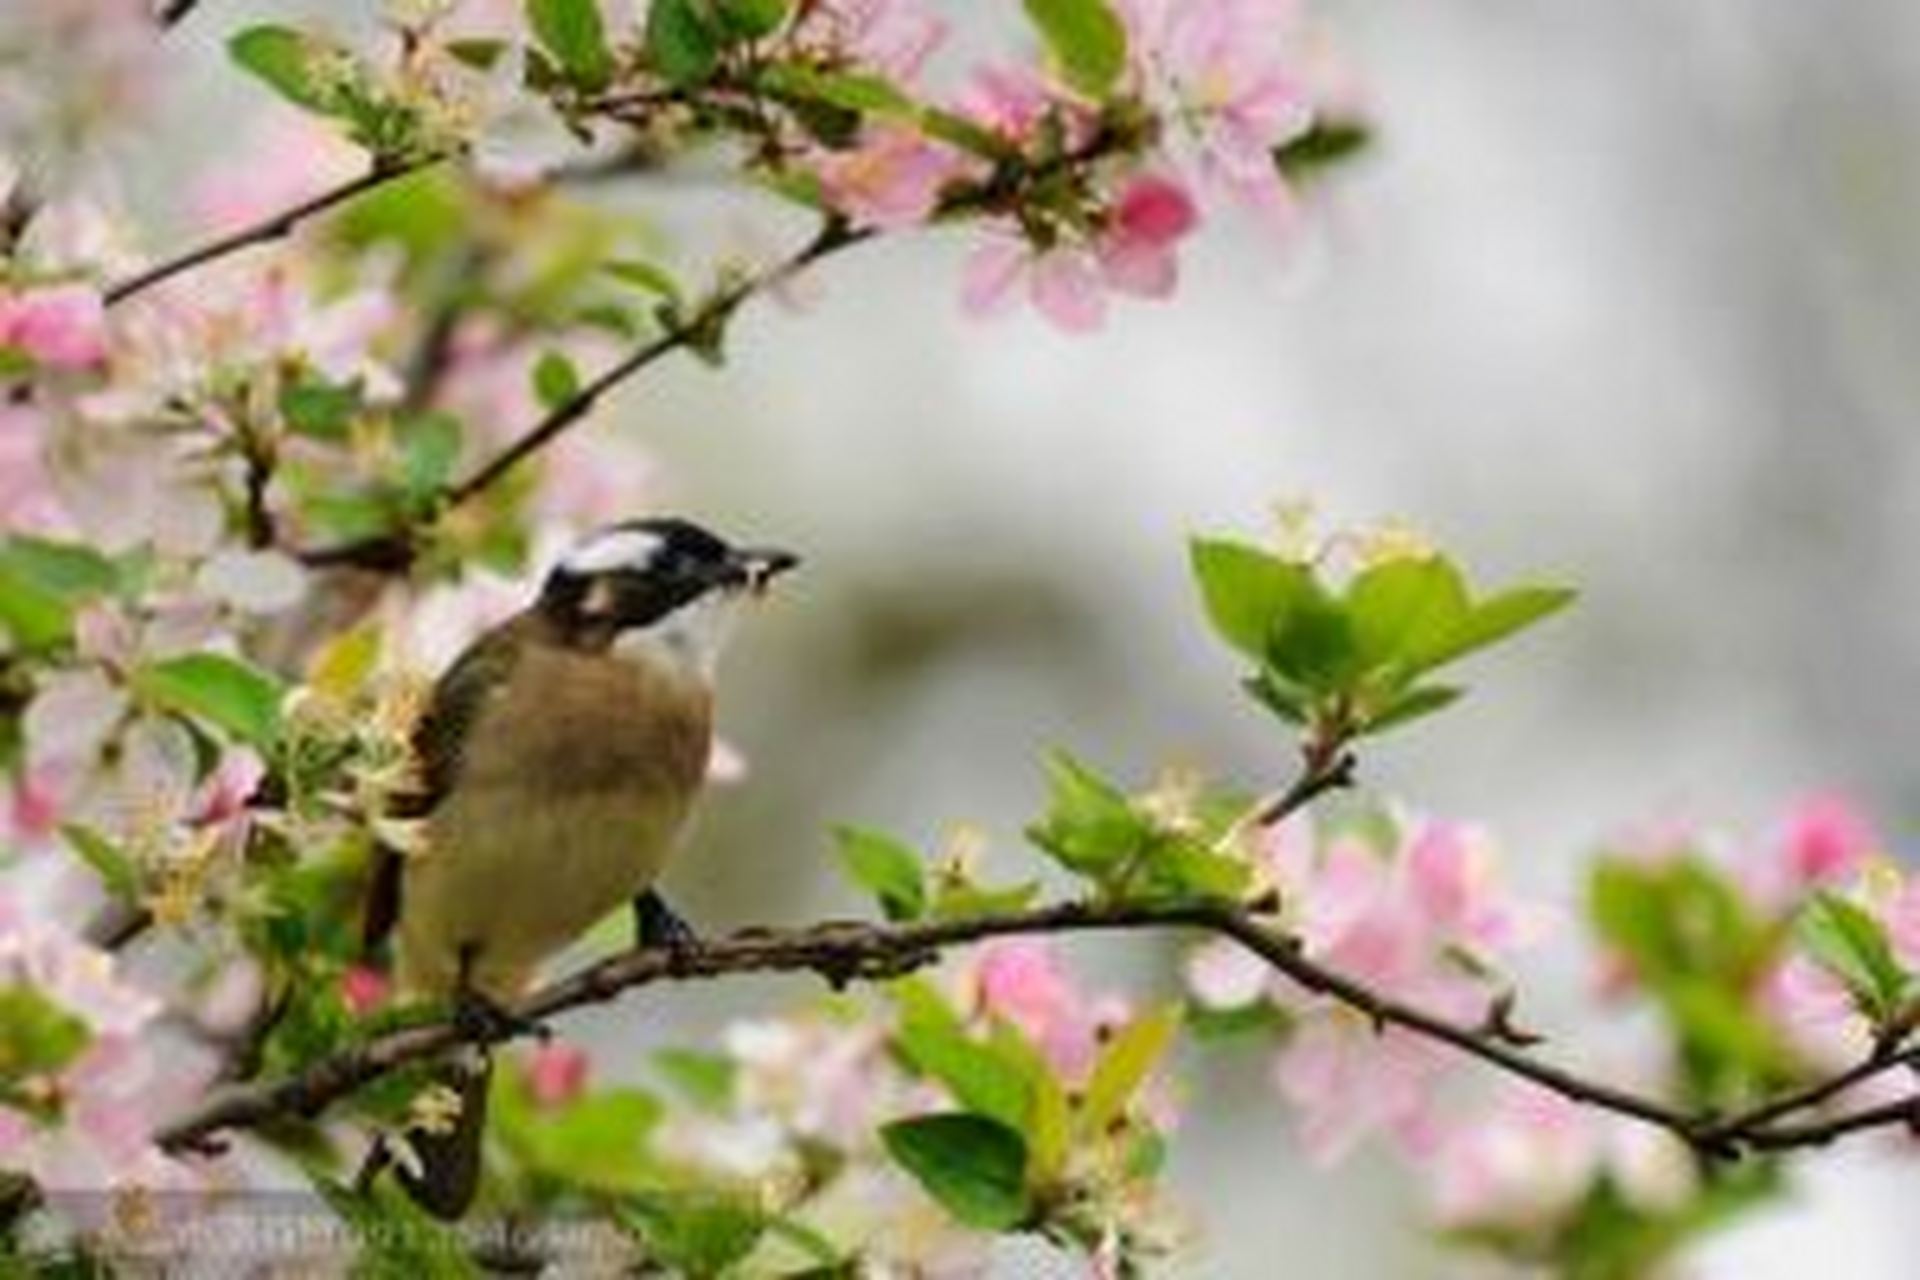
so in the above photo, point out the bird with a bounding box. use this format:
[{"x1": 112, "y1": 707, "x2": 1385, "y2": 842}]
[{"x1": 360, "y1": 516, "x2": 798, "y2": 1217}]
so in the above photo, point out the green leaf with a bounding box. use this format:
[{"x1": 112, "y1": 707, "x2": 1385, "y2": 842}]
[
  {"x1": 132, "y1": 652, "x2": 285, "y2": 748},
  {"x1": 1022, "y1": 0, "x2": 1128, "y2": 98},
  {"x1": 446, "y1": 37, "x2": 510, "y2": 71},
  {"x1": 759, "y1": 62, "x2": 916, "y2": 118},
  {"x1": 1407, "y1": 584, "x2": 1575, "y2": 673},
  {"x1": 1798, "y1": 892, "x2": 1910, "y2": 1024},
  {"x1": 228, "y1": 25, "x2": 349, "y2": 114},
  {"x1": 279, "y1": 374, "x2": 363, "y2": 440},
  {"x1": 1355, "y1": 683, "x2": 1462, "y2": 736},
  {"x1": 715, "y1": 0, "x2": 791, "y2": 40},
  {"x1": 61, "y1": 825, "x2": 141, "y2": 903},
  {"x1": 531, "y1": 349, "x2": 581, "y2": 412},
  {"x1": 605, "y1": 258, "x2": 684, "y2": 304},
  {"x1": 526, "y1": 0, "x2": 614, "y2": 90},
  {"x1": 620, "y1": 1190, "x2": 769, "y2": 1276},
  {"x1": 651, "y1": 1047, "x2": 736, "y2": 1110},
  {"x1": 881, "y1": 1113, "x2": 1031, "y2": 1230},
  {"x1": 645, "y1": 0, "x2": 721, "y2": 86},
  {"x1": 0, "y1": 536, "x2": 121, "y2": 650},
  {"x1": 1345, "y1": 554, "x2": 1468, "y2": 673},
  {"x1": 1274, "y1": 119, "x2": 1372, "y2": 182},
  {"x1": 397, "y1": 410, "x2": 464, "y2": 500},
  {"x1": 891, "y1": 980, "x2": 1030, "y2": 1131},
  {"x1": 502, "y1": 1084, "x2": 664, "y2": 1191},
  {"x1": 835, "y1": 826, "x2": 927, "y2": 921},
  {"x1": 0, "y1": 985, "x2": 92, "y2": 1087},
  {"x1": 985, "y1": 1018, "x2": 1070, "y2": 1181},
  {"x1": 1189, "y1": 538, "x2": 1314, "y2": 661},
  {"x1": 1079, "y1": 1005, "x2": 1178, "y2": 1137},
  {"x1": 1025, "y1": 751, "x2": 1148, "y2": 880},
  {"x1": 931, "y1": 878, "x2": 1041, "y2": 920}
]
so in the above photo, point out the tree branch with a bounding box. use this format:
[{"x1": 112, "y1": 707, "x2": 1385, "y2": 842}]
[
  {"x1": 103, "y1": 156, "x2": 444, "y2": 308},
  {"x1": 155, "y1": 889, "x2": 1892, "y2": 1164}
]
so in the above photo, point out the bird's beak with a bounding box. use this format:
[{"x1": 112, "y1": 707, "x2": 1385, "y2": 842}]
[{"x1": 722, "y1": 546, "x2": 800, "y2": 596}]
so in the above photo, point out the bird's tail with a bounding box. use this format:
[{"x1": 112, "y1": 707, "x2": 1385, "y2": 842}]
[{"x1": 396, "y1": 1051, "x2": 491, "y2": 1220}]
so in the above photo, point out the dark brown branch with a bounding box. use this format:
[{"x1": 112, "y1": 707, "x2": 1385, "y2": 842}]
[
  {"x1": 154, "y1": 897, "x2": 1707, "y2": 1159},
  {"x1": 1739, "y1": 1092, "x2": 1920, "y2": 1151},
  {"x1": 103, "y1": 156, "x2": 444, "y2": 308}
]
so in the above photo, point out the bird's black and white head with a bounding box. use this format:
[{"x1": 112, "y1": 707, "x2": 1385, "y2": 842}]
[{"x1": 538, "y1": 518, "x2": 798, "y2": 677}]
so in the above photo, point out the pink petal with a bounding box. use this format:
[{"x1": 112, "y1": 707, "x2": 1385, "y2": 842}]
[
  {"x1": 1028, "y1": 251, "x2": 1107, "y2": 332},
  {"x1": 959, "y1": 239, "x2": 1028, "y2": 318}
]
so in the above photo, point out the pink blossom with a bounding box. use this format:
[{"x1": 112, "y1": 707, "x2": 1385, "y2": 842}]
[
  {"x1": 814, "y1": 127, "x2": 965, "y2": 230},
  {"x1": 1425, "y1": 1087, "x2": 1597, "y2": 1230},
  {"x1": 527, "y1": 1041, "x2": 590, "y2": 1108},
  {"x1": 960, "y1": 173, "x2": 1200, "y2": 331},
  {"x1": 956, "y1": 61, "x2": 1055, "y2": 141},
  {"x1": 1247, "y1": 812, "x2": 1543, "y2": 1161},
  {"x1": 972, "y1": 937, "x2": 1104, "y2": 1076},
  {"x1": 0, "y1": 405, "x2": 70, "y2": 535},
  {"x1": 0, "y1": 284, "x2": 108, "y2": 369},
  {"x1": 795, "y1": 0, "x2": 948, "y2": 83},
  {"x1": 1778, "y1": 793, "x2": 1878, "y2": 888},
  {"x1": 340, "y1": 964, "x2": 391, "y2": 1016},
  {"x1": 1126, "y1": 0, "x2": 1313, "y2": 224}
]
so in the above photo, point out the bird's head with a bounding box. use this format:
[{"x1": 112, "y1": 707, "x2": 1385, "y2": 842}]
[{"x1": 537, "y1": 518, "x2": 799, "y2": 676}]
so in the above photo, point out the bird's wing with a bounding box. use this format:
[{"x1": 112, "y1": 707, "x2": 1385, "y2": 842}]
[{"x1": 361, "y1": 623, "x2": 526, "y2": 956}]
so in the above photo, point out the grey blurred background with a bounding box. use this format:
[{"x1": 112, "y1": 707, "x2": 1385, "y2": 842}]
[{"x1": 139, "y1": 0, "x2": 1920, "y2": 1273}]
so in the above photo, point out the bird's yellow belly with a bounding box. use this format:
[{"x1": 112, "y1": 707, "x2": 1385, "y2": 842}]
[{"x1": 398, "y1": 784, "x2": 688, "y2": 999}]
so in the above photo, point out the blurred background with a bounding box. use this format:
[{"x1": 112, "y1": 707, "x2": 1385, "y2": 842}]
[{"x1": 127, "y1": 0, "x2": 1920, "y2": 1273}]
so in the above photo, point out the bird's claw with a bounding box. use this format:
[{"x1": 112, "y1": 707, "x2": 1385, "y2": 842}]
[{"x1": 633, "y1": 890, "x2": 700, "y2": 955}]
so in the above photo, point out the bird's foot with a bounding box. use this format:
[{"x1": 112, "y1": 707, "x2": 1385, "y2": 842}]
[{"x1": 633, "y1": 890, "x2": 700, "y2": 956}]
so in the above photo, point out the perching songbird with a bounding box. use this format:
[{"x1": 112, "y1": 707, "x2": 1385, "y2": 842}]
[{"x1": 361, "y1": 517, "x2": 798, "y2": 1217}]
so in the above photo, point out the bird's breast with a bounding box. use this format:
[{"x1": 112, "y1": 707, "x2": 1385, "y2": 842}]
[{"x1": 398, "y1": 644, "x2": 713, "y2": 998}]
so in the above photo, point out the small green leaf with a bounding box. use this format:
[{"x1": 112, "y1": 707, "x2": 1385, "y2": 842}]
[
  {"x1": 835, "y1": 826, "x2": 927, "y2": 921},
  {"x1": 892, "y1": 980, "x2": 1030, "y2": 1131},
  {"x1": 1022, "y1": 0, "x2": 1128, "y2": 98},
  {"x1": 397, "y1": 410, "x2": 464, "y2": 500},
  {"x1": 645, "y1": 0, "x2": 721, "y2": 86},
  {"x1": 1356, "y1": 683, "x2": 1462, "y2": 736},
  {"x1": 133, "y1": 652, "x2": 285, "y2": 748},
  {"x1": 279, "y1": 374, "x2": 363, "y2": 440},
  {"x1": 1408, "y1": 584, "x2": 1575, "y2": 673},
  {"x1": 228, "y1": 25, "x2": 349, "y2": 114},
  {"x1": 526, "y1": 0, "x2": 614, "y2": 90},
  {"x1": 0, "y1": 536, "x2": 121, "y2": 650},
  {"x1": 714, "y1": 0, "x2": 791, "y2": 40},
  {"x1": 446, "y1": 37, "x2": 509, "y2": 71},
  {"x1": 1025, "y1": 751, "x2": 1148, "y2": 880},
  {"x1": 619, "y1": 1190, "x2": 769, "y2": 1275},
  {"x1": 1345, "y1": 555, "x2": 1469, "y2": 673},
  {"x1": 61, "y1": 825, "x2": 141, "y2": 903},
  {"x1": 1798, "y1": 892, "x2": 1910, "y2": 1023},
  {"x1": 931, "y1": 878, "x2": 1041, "y2": 920},
  {"x1": 531, "y1": 349, "x2": 581, "y2": 412},
  {"x1": 1189, "y1": 538, "x2": 1314, "y2": 661},
  {"x1": 1079, "y1": 1005, "x2": 1179, "y2": 1136},
  {"x1": 0, "y1": 985, "x2": 92, "y2": 1087},
  {"x1": 651, "y1": 1047, "x2": 736, "y2": 1110},
  {"x1": 1274, "y1": 119, "x2": 1372, "y2": 182},
  {"x1": 604, "y1": 258, "x2": 684, "y2": 304},
  {"x1": 881, "y1": 1113, "x2": 1032, "y2": 1230}
]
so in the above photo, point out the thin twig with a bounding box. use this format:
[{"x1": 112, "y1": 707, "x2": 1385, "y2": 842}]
[
  {"x1": 1702, "y1": 1046, "x2": 1920, "y2": 1143},
  {"x1": 295, "y1": 217, "x2": 872, "y2": 571},
  {"x1": 103, "y1": 156, "x2": 444, "y2": 308}
]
